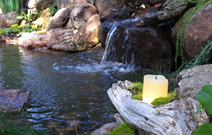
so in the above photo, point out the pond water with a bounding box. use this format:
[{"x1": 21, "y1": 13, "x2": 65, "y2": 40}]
[{"x1": 0, "y1": 44, "x2": 140, "y2": 134}]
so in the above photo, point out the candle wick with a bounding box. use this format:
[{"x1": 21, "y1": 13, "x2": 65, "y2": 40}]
[{"x1": 155, "y1": 76, "x2": 157, "y2": 79}]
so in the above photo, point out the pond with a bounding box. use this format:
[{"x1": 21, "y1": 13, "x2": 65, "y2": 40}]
[{"x1": 0, "y1": 44, "x2": 140, "y2": 134}]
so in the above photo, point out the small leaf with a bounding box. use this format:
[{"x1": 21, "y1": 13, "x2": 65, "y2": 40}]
[
  {"x1": 192, "y1": 104, "x2": 202, "y2": 117},
  {"x1": 16, "y1": 16, "x2": 23, "y2": 20},
  {"x1": 193, "y1": 124, "x2": 212, "y2": 135},
  {"x1": 197, "y1": 85, "x2": 212, "y2": 115}
]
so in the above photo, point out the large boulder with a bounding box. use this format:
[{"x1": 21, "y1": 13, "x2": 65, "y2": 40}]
[
  {"x1": 0, "y1": 89, "x2": 30, "y2": 112},
  {"x1": 172, "y1": 4, "x2": 212, "y2": 60},
  {"x1": 100, "y1": 20, "x2": 174, "y2": 70},
  {"x1": 73, "y1": 14, "x2": 101, "y2": 50},
  {"x1": 18, "y1": 32, "x2": 47, "y2": 48},
  {"x1": 47, "y1": 8, "x2": 71, "y2": 31},
  {"x1": 94, "y1": 0, "x2": 125, "y2": 13},
  {"x1": 56, "y1": 0, "x2": 87, "y2": 9},
  {"x1": 0, "y1": 12, "x2": 20, "y2": 28},
  {"x1": 99, "y1": 6, "x2": 134, "y2": 22},
  {"x1": 177, "y1": 64, "x2": 212, "y2": 98},
  {"x1": 27, "y1": 0, "x2": 54, "y2": 10},
  {"x1": 47, "y1": 14, "x2": 101, "y2": 51},
  {"x1": 66, "y1": 2, "x2": 97, "y2": 29},
  {"x1": 46, "y1": 28, "x2": 76, "y2": 51}
]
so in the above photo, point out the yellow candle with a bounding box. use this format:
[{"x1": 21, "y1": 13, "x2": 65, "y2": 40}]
[{"x1": 142, "y1": 75, "x2": 168, "y2": 104}]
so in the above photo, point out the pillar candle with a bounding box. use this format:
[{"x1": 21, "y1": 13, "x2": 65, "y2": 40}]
[{"x1": 142, "y1": 75, "x2": 168, "y2": 104}]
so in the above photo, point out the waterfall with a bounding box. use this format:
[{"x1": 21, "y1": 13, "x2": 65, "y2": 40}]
[
  {"x1": 100, "y1": 18, "x2": 141, "y2": 69},
  {"x1": 100, "y1": 24, "x2": 118, "y2": 65}
]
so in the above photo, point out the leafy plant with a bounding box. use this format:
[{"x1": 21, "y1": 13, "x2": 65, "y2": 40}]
[
  {"x1": 49, "y1": 0, "x2": 57, "y2": 15},
  {"x1": 0, "y1": 113, "x2": 45, "y2": 135},
  {"x1": 193, "y1": 85, "x2": 212, "y2": 134},
  {"x1": 176, "y1": 41, "x2": 212, "y2": 73},
  {"x1": 107, "y1": 122, "x2": 135, "y2": 135},
  {"x1": 0, "y1": 0, "x2": 20, "y2": 13}
]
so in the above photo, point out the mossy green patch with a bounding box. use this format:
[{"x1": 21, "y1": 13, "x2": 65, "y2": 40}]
[
  {"x1": 151, "y1": 91, "x2": 180, "y2": 107},
  {"x1": 127, "y1": 82, "x2": 143, "y2": 100},
  {"x1": 107, "y1": 122, "x2": 135, "y2": 135}
]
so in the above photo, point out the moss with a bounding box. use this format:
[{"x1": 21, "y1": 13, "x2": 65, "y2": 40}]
[
  {"x1": 127, "y1": 82, "x2": 143, "y2": 100},
  {"x1": 107, "y1": 122, "x2": 135, "y2": 135},
  {"x1": 151, "y1": 91, "x2": 180, "y2": 107}
]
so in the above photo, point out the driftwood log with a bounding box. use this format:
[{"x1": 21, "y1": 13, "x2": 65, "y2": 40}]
[{"x1": 107, "y1": 80, "x2": 208, "y2": 135}]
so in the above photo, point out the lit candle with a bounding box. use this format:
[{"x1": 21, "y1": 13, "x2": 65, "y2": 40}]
[{"x1": 142, "y1": 75, "x2": 168, "y2": 104}]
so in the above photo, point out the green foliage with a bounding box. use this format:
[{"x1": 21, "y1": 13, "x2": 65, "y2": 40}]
[
  {"x1": 17, "y1": 11, "x2": 38, "y2": 23},
  {"x1": 193, "y1": 85, "x2": 212, "y2": 134},
  {"x1": 151, "y1": 91, "x2": 180, "y2": 107},
  {"x1": 175, "y1": 0, "x2": 212, "y2": 69},
  {"x1": 176, "y1": 41, "x2": 212, "y2": 73},
  {"x1": 49, "y1": 0, "x2": 57, "y2": 15},
  {"x1": 193, "y1": 124, "x2": 212, "y2": 135},
  {"x1": 196, "y1": 85, "x2": 212, "y2": 115},
  {"x1": 0, "y1": 113, "x2": 45, "y2": 135},
  {"x1": 127, "y1": 82, "x2": 143, "y2": 100},
  {"x1": 107, "y1": 122, "x2": 135, "y2": 135},
  {"x1": 0, "y1": 0, "x2": 20, "y2": 13}
]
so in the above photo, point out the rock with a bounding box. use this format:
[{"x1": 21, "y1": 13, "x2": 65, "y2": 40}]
[
  {"x1": 101, "y1": 20, "x2": 174, "y2": 71},
  {"x1": 73, "y1": 14, "x2": 101, "y2": 50},
  {"x1": 150, "y1": 0, "x2": 167, "y2": 6},
  {"x1": 177, "y1": 64, "x2": 212, "y2": 98},
  {"x1": 98, "y1": 21, "x2": 114, "y2": 48},
  {"x1": 99, "y1": 6, "x2": 134, "y2": 22},
  {"x1": 172, "y1": 4, "x2": 212, "y2": 60},
  {"x1": 0, "y1": 89, "x2": 30, "y2": 112},
  {"x1": 46, "y1": 28, "x2": 76, "y2": 51},
  {"x1": 18, "y1": 33, "x2": 47, "y2": 48},
  {"x1": 0, "y1": 12, "x2": 20, "y2": 28},
  {"x1": 27, "y1": 0, "x2": 54, "y2": 10},
  {"x1": 95, "y1": 0, "x2": 125, "y2": 13},
  {"x1": 56, "y1": 0, "x2": 87, "y2": 9},
  {"x1": 91, "y1": 123, "x2": 119, "y2": 135},
  {"x1": 66, "y1": 2, "x2": 97, "y2": 29},
  {"x1": 47, "y1": 8, "x2": 71, "y2": 31},
  {"x1": 34, "y1": 8, "x2": 52, "y2": 30},
  {"x1": 47, "y1": 14, "x2": 100, "y2": 52}
]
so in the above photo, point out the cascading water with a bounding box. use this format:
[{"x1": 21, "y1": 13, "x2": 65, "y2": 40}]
[
  {"x1": 100, "y1": 25, "x2": 118, "y2": 65},
  {"x1": 100, "y1": 18, "x2": 141, "y2": 70}
]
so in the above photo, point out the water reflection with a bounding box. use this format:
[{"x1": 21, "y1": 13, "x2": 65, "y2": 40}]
[
  {"x1": 0, "y1": 45, "x2": 128, "y2": 134},
  {"x1": 0, "y1": 44, "x2": 24, "y2": 89}
]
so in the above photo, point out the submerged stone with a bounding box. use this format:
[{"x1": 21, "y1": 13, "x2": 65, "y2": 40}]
[{"x1": 0, "y1": 89, "x2": 30, "y2": 112}]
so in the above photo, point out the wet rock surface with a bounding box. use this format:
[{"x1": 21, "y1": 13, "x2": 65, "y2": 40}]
[
  {"x1": 18, "y1": 33, "x2": 47, "y2": 48},
  {"x1": 100, "y1": 19, "x2": 175, "y2": 70},
  {"x1": 0, "y1": 89, "x2": 30, "y2": 112},
  {"x1": 177, "y1": 64, "x2": 212, "y2": 98}
]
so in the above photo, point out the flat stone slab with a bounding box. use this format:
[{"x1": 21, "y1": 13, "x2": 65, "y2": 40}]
[{"x1": 0, "y1": 89, "x2": 30, "y2": 112}]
